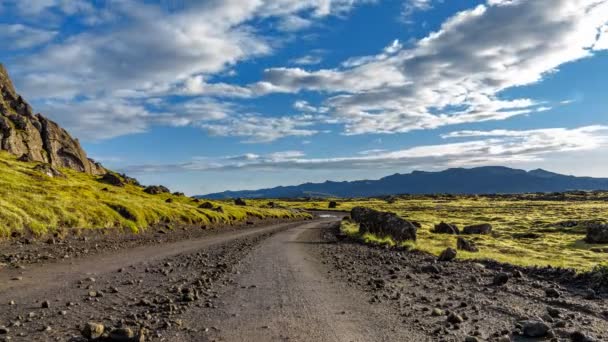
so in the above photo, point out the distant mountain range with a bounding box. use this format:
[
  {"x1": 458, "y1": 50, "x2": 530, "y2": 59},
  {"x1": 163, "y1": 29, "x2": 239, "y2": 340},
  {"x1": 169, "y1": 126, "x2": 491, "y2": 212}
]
[{"x1": 199, "y1": 166, "x2": 608, "y2": 199}]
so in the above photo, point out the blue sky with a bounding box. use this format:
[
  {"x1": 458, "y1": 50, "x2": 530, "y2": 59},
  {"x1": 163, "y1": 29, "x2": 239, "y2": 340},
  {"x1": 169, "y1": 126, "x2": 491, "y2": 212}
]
[{"x1": 1, "y1": 0, "x2": 608, "y2": 195}]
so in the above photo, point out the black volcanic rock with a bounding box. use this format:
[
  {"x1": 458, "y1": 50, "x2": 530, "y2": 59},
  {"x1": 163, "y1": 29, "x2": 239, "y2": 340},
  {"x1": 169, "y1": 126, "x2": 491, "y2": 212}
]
[{"x1": 200, "y1": 166, "x2": 608, "y2": 199}]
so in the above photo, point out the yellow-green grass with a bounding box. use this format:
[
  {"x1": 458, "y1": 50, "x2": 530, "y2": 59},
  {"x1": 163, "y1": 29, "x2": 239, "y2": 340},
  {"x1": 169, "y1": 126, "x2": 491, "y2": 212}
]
[
  {"x1": 271, "y1": 197, "x2": 608, "y2": 271},
  {"x1": 0, "y1": 152, "x2": 309, "y2": 238}
]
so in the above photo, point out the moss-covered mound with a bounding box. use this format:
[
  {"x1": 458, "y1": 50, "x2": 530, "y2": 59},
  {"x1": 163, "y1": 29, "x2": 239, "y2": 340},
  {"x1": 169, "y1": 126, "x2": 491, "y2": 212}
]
[{"x1": 0, "y1": 151, "x2": 309, "y2": 238}]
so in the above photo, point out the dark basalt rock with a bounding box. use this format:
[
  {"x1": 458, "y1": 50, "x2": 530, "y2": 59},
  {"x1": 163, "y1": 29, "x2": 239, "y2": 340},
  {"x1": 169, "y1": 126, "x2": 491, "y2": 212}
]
[
  {"x1": 144, "y1": 185, "x2": 171, "y2": 195},
  {"x1": 456, "y1": 237, "x2": 478, "y2": 252},
  {"x1": 462, "y1": 223, "x2": 493, "y2": 235},
  {"x1": 350, "y1": 207, "x2": 417, "y2": 242},
  {"x1": 586, "y1": 224, "x2": 608, "y2": 244},
  {"x1": 433, "y1": 222, "x2": 460, "y2": 235}
]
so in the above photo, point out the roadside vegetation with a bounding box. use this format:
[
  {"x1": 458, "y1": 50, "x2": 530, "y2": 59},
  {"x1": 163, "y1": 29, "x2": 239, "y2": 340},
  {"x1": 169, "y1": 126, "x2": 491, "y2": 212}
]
[
  {"x1": 0, "y1": 152, "x2": 308, "y2": 238},
  {"x1": 264, "y1": 196, "x2": 608, "y2": 271}
]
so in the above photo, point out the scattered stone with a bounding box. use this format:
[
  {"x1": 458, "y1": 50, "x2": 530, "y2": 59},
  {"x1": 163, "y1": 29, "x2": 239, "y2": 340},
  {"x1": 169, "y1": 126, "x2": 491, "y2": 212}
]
[
  {"x1": 493, "y1": 273, "x2": 510, "y2": 286},
  {"x1": 583, "y1": 288, "x2": 597, "y2": 300},
  {"x1": 521, "y1": 320, "x2": 550, "y2": 338},
  {"x1": 328, "y1": 201, "x2": 338, "y2": 209},
  {"x1": 438, "y1": 248, "x2": 457, "y2": 262},
  {"x1": 456, "y1": 237, "x2": 478, "y2": 252},
  {"x1": 465, "y1": 337, "x2": 479, "y2": 342},
  {"x1": 82, "y1": 322, "x2": 105, "y2": 340},
  {"x1": 545, "y1": 288, "x2": 560, "y2": 298},
  {"x1": 547, "y1": 307, "x2": 561, "y2": 318},
  {"x1": 571, "y1": 331, "x2": 594, "y2": 342},
  {"x1": 0, "y1": 327, "x2": 8, "y2": 334},
  {"x1": 433, "y1": 222, "x2": 460, "y2": 235},
  {"x1": 513, "y1": 232, "x2": 542, "y2": 239},
  {"x1": 421, "y1": 264, "x2": 441, "y2": 274},
  {"x1": 447, "y1": 312, "x2": 464, "y2": 324},
  {"x1": 41, "y1": 300, "x2": 50, "y2": 309},
  {"x1": 100, "y1": 173, "x2": 125, "y2": 187},
  {"x1": 144, "y1": 185, "x2": 170, "y2": 195},
  {"x1": 462, "y1": 223, "x2": 492, "y2": 235},
  {"x1": 198, "y1": 202, "x2": 214, "y2": 209},
  {"x1": 109, "y1": 327, "x2": 135, "y2": 341},
  {"x1": 431, "y1": 308, "x2": 444, "y2": 316},
  {"x1": 234, "y1": 198, "x2": 247, "y2": 206},
  {"x1": 585, "y1": 224, "x2": 608, "y2": 244}
]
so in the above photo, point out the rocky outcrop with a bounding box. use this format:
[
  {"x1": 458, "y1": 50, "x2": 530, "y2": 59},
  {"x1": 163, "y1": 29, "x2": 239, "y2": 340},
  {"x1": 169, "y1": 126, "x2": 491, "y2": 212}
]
[
  {"x1": 0, "y1": 64, "x2": 104, "y2": 175},
  {"x1": 350, "y1": 207, "x2": 417, "y2": 242}
]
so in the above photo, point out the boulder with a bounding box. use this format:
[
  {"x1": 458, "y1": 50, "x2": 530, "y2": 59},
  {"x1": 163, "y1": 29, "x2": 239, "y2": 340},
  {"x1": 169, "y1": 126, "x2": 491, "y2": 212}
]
[
  {"x1": 100, "y1": 173, "x2": 126, "y2": 187},
  {"x1": 234, "y1": 198, "x2": 247, "y2": 206},
  {"x1": 433, "y1": 222, "x2": 460, "y2": 235},
  {"x1": 520, "y1": 320, "x2": 550, "y2": 338},
  {"x1": 350, "y1": 207, "x2": 417, "y2": 242},
  {"x1": 586, "y1": 224, "x2": 608, "y2": 244},
  {"x1": 462, "y1": 223, "x2": 492, "y2": 235},
  {"x1": 198, "y1": 202, "x2": 215, "y2": 209},
  {"x1": 328, "y1": 201, "x2": 338, "y2": 209},
  {"x1": 144, "y1": 185, "x2": 170, "y2": 195},
  {"x1": 438, "y1": 247, "x2": 457, "y2": 262},
  {"x1": 456, "y1": 237, "x2": 478, "y2": 252},
  {"x1": 493, "y1": 272, "x2": 510, "y2": 286},
  {"x1": 82, "y1": 322, "x2": 105, "y2": 340},
  {"x1": 109, "y1": 327, "x2": 136, "y2": 341}
]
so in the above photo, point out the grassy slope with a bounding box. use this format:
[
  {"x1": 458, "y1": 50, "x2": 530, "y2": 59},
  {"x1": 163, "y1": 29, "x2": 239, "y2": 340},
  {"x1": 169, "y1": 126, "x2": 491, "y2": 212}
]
[
  {"x1": 269, "y1": 197, "x2": 608, "y2": 271},
  {"x1": 0, "y1": 152, "x2": 308, "y2": 238}
]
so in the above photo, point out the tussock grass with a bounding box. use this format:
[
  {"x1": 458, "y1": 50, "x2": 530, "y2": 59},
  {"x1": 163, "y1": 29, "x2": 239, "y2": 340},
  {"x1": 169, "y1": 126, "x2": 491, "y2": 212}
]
[
  {"x1": 275, "y1": 196, "x2": 608, "y2": 271},
  {"x1": 0, "y1": 152, "x2": 309, "y2": 238}
]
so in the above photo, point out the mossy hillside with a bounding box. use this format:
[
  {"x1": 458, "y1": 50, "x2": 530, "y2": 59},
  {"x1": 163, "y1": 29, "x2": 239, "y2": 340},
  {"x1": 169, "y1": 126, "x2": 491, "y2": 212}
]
[
  {"x1": 273, "y1": 197, "x2": 608, "y2": 271},
  {"x1": 0, "y1": 152, "x2": 309, "y2": 238}
]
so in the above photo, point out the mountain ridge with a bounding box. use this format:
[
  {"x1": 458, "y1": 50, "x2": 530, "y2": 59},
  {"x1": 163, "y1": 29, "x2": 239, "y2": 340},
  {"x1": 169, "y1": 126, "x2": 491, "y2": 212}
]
[{"x1": 199, "y1": 166, "x2": 608, "y2": 199}]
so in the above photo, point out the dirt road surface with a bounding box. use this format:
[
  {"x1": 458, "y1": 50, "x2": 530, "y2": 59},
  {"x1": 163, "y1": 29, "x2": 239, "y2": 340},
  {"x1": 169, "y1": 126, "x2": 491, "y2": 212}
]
[{"x1": 1, "y1": 215, "x2": 607, "y2": 342}]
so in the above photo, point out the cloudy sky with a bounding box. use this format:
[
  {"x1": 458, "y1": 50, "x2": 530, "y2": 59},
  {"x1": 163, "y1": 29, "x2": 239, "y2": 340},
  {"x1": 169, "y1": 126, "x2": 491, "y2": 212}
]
[{"x1": 1, "y1": 0, "x2": 608, "y2": 195}]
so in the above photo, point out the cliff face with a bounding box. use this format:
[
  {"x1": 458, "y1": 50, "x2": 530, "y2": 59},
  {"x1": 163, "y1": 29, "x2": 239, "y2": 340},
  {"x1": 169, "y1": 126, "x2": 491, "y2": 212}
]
[{"x1": 0, "y1": 64, "x2": 104, "y2": 175}]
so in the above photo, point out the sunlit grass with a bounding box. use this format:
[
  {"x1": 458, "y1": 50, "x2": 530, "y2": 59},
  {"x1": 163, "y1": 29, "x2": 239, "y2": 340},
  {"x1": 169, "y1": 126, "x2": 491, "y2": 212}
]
[
  {"x1": 272, "y1": 196, "x2": 608, "y2": 271},
  {"x1": 0, "y1": 152, "x2": 310, "y2": 238}
]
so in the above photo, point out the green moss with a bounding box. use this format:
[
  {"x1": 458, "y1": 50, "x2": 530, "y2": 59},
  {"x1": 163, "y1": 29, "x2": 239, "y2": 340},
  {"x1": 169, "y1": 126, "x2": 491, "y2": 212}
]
[
  {"x1": 275, "y1": 196, "x2": 608, "y2": 271},
  {"x1": 0, "y1": 152, "x2": 310, "y2": 238}
]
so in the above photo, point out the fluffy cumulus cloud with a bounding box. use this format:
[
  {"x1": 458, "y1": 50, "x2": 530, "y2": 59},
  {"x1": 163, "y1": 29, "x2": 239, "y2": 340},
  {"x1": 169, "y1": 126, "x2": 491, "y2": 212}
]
[
  {"x1": 253, "y1": 0, "x2": 608, "y2": 135},
  {"x1": 4, "y1": 0, "x2": 608, "y2": 146},
  {"x1": 5, "y1": 0, "x2": 371, "y2": 140},
  {"x1": 122, "y1": 125, "x2": 608, "y2": 173}
]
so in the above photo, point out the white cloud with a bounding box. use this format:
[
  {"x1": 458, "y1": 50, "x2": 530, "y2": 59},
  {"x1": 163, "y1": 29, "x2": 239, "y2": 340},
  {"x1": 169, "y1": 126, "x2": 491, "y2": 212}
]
[
  {"x1": 0, "y1": 24, "x2": 57, "y2": 49},
  {"x1": 290, "y1": 55, "x2": 324, "y2": 65},
  {"x1": 402, "y1": 0, "x2": 436, "y2": 22},
  {"x1": 8, "y1": 0, "x2": 371, "y2": 141},
  {"x1": 595, "y1": 25, "x2": 608, "y2": 50},
  {"x1": 199, "y1": 114, "x2": 320, "y2": 143},
  {"x1": 248, "y1": 0, "x2": 608, "y2": 136},
  {"x1": 122, "y1": 125, "x2": 608, "y2": 173}
]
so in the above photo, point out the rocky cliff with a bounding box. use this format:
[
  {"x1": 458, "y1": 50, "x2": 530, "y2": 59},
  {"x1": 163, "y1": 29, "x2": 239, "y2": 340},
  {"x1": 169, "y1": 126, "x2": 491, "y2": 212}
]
[{"x1": 0, "y1": 64, "x2": 104, "y2": 175}]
